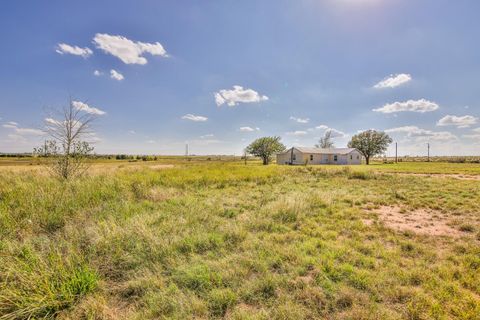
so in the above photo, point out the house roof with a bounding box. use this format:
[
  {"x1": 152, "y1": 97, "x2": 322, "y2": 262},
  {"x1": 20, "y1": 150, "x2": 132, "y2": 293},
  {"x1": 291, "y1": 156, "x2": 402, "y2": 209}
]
[{"x1": 279, "y1": 147, "x2": 359, "y2": 155}]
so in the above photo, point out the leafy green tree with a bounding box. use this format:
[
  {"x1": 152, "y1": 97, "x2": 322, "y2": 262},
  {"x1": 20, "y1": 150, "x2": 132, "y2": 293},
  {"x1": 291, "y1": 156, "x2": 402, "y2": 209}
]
[
  {"x1": 246, "y1": 136, "x2": 286, "y2": 165},
  {"x1": 348, "y1": 130, "x2": 392, "y2": 165}
]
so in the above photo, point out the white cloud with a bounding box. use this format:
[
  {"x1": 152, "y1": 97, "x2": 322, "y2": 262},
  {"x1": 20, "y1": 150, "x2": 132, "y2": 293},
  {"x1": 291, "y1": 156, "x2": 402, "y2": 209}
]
[
  {"x1": 44, "y1": 118, "x2": 61, "y2": 126},
  {"x1": 181, "y1": 114, "x2": 208, "y2": 122},
  {"x1": 93, "y1": 33, "x2": 168, "y2": 65},
  {"x1": 2, "y1": 123, "x2": 43, "y2": 136},
  {"x1": 72, "y1": 101, "x2": 106, "y2": 115},
  {"x1": 436, "y1": 115, "x2": 478, "y2": 128},
  {"x1": 290, "y1": 116, "x2": 310, "y2": 124},
  {"x1": 55, "y1": 43, "x2": 93, "y2": 58},
  {"x1": 6, "y1": 134, "x2": 27, "y2": 143},
  {"x1": 462, "y1": 134, "x2": 480, "y2": 140},
  {"x1": 239, "y1": 126, "x2": 260, "y2": 132},
  {"x1": 326, "y1": 128, "x2": 347, "y2": 138},
  {"x1": 307, "y1": 124, "x2": 347, "y2": 138},
  {"x1": 128, "y1": 130, "x2": 136, "y2": 134},
  {"x1": 385, "y1": 126, "x2": 457, "y2": 141},
  {"x1": 110, "y1": 69, "x2": 124, "y2": 81},
  {"x1": 373, "y1": 73, "x2": 411, "y2": 89},
  {"x1": 199, "y1": 134, "x2": 214, "y2": 138},
  {"x1": 214, "y1": 86, "x2": 268, "y2": 107},
  {"x1": 286, "y1": 130, "x2": 308, "y2": 136},
  {"x1": 93, "y1": 70, "x2": 103, "y2": 76},
  {"x1": 462, "y1": 127, "x2": 480, "y2": 140},
  {"x1": 373, "y1": 99, "x2": 439, "y2": 114},
  {"x1": 189, "y1": 138, "x2": 222, "y2": 146}
]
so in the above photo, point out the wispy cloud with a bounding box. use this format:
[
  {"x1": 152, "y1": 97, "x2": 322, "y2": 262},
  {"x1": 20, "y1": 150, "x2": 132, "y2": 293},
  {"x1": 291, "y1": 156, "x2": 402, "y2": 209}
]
[
  {"x1": 214, "y1": 86, "x2": 268, "y2": 107},
  {"x1": 93, "y1": 33, "x2": 168, "y2": 65},
  {"x1": 182, "y1": 114, "x2": 208, "y2": 122},
  {"x1": 110, "y1": 69, "x2": 124, "y2": 81},
  {"x1": 189, "y1": 138, "x2": 222, "y2": 146},
  {"x1": 373, "y1": 99, "x2": 439, "y2": 113},
  {"x1": 55, "y1": 43, "x2": 93, "y2": 58},
  {"x1": 239, "y1": 126, "x2": 260, "y2": 132},
  {"x1": 290, "y1": 116, "x2": 310, "y2": 124},
  {"x1": 2, "y1": 122, "x2": 43, "y2": 136},
  {"x1": 72, "y1": 101, "x2": 106, "y2": 115},
  {"x1": 462, "y1": 134, "x2": 480, "y2": 140},
  {"x1": 437, "y1": 115, "x2": 478, "y2": 128},
  {"x1": 373, "y1": 73, "x2": 411, "y2": 89},
  {"x1": 93, "y1": 70, "x2": 103, "y2": 76},
  {"x1": 308, "y1": 124, "x2": 347, "y2": 138},
  {"x1": 385, "y1": 126, "x2": 457, "y2": 141},
  {"x1": 286, "y1": 130, "x2": 308, "y2": 136}
]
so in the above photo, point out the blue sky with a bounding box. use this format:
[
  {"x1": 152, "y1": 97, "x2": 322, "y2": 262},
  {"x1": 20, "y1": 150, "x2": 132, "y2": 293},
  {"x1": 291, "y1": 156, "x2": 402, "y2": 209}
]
[{"x1": 0, "y1": 0, "x2": 479, "y2": 155}]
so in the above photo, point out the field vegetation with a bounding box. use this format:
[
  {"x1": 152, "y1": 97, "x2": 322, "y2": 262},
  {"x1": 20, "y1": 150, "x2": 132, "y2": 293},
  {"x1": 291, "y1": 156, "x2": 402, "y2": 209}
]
[{"x1": 0, "y1": 158, "x2": 479, "y2": 319}]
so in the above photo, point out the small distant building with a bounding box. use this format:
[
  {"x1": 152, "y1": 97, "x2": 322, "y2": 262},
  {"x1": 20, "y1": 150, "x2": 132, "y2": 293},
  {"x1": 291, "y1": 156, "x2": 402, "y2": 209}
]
[{"x1": 276, "y1": 147, "x2": 362, "y2": 165}]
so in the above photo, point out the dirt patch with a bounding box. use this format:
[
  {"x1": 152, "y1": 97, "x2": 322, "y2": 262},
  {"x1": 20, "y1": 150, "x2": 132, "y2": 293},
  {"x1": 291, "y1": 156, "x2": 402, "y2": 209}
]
[
  {"x1": 364, "y1": 206, "x2": 465, "y2": 237},
  {"x1": 394, "y1": 173, "x2": 480, "y2": 181}
]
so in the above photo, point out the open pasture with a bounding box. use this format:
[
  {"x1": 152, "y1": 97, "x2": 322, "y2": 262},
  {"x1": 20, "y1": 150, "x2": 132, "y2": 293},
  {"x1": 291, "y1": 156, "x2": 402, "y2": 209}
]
[{"x1": 0, "y1": 160, "x2": 479, "y2": 319}]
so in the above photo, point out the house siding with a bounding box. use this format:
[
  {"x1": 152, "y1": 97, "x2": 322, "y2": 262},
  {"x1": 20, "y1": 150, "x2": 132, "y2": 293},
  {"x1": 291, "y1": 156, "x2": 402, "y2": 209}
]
[{"x1": 276, "y1": 148, "x2": 362, "y2": 165}]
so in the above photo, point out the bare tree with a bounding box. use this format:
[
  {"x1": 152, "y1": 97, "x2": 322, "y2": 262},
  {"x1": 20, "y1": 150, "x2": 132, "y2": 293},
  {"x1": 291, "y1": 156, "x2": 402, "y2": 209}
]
[
  {"x1": 315, "y1": 130, "x2": 334, "y2": 149},
  {"x1": 34, "y1": 99, "x2": 97, "y2": 179}
]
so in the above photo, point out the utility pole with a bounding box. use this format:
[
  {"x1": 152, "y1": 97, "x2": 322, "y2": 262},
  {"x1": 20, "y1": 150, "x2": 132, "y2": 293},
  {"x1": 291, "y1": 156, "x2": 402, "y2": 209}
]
[
  {"x1": 395, "y1": 142, "x2": 398, "y2": 163},
  {"x1": 427, "y1": 143, "x2": 430, "y2": 162}
]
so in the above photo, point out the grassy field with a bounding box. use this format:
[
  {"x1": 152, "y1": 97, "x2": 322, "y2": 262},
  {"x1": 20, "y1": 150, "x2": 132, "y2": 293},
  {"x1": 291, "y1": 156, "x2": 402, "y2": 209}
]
[{"x1": 1, "y1": 159, "x2": 479, "y2": 319}]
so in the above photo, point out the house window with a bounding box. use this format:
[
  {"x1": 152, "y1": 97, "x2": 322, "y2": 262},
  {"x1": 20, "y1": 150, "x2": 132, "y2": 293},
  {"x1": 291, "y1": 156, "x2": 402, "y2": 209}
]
[
  {"x1": 310, "y1": 155, "x2": 313, "y2": 161},
  {"x1": 357, "y1": 155, "x2": 359, "y2": 160},
  {"x1": 350, "y1": 155, "x2": 353, "y2": 160},
  {"x1": 334, "y1": 155, "x2": 338, "y2": 161},
  {"x1": 292, "y1": 154, "x2": 296, "y2": 161}
]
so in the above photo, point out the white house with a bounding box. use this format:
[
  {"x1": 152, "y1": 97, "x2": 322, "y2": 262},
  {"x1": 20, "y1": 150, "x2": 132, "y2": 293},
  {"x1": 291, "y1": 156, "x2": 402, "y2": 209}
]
[{"x1": 276, "y1": 147, "x2": 362, "y2": 165}]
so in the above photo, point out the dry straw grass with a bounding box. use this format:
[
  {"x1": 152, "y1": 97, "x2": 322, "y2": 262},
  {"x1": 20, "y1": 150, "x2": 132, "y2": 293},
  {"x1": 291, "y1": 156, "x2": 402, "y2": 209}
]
[{"x1": 0, "y1": 160, "x2": 479, "y2": 319}]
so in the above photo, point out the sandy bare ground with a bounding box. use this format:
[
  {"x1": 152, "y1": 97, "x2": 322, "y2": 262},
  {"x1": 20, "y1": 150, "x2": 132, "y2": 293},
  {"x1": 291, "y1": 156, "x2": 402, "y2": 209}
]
[
  {"x1": 364, "y1": 206, "x2": 466, "y2": 237},
  {"x1": 391, "y1": 172, "x2": 480, "y2": 181}
]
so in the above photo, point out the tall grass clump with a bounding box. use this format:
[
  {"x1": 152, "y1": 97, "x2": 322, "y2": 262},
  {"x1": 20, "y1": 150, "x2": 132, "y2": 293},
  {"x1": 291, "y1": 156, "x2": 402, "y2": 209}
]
[{"x1": 0, "y1": 247, "x2": 98, "y2": 319}]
